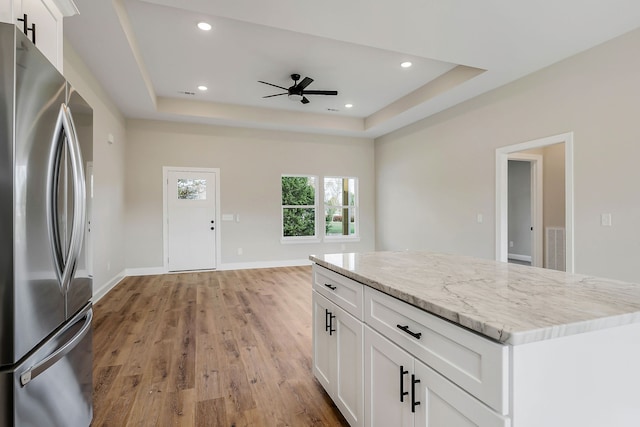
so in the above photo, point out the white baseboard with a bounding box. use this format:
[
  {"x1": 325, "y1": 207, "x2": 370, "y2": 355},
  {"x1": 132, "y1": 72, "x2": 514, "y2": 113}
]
[
  {"x1": 125, "y1": 266, "x2": 167, "y2": 276},
  {"x1": 123, "y1": 259, "x2": 312, "y2": 277},
  {"x1": 219, "y1": 258, "x2": 312, "y2": 271},
  {"x1": 92, "y1": 269, "x2": 126, "y2": 303},
  {"x1": 508, "y1": 253, "x2": 532, "y2": 262}
]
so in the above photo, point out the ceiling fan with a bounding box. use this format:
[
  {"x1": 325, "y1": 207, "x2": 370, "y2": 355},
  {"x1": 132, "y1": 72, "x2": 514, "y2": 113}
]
[{"x1": 259, "y1": 74, "x2": 338, "y2": 104}]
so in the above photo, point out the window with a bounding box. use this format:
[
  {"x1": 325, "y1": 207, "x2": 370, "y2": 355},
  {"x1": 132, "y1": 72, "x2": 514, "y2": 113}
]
[
  {"x1": 324, "y1": 177, "x2": 358, "y2": 238},
  {"x1": 177, "y1": 178, "x2": 207, "y2": 200},
  {"x1": 281, "y1": 175, "x2": 318, "y2": 239}
]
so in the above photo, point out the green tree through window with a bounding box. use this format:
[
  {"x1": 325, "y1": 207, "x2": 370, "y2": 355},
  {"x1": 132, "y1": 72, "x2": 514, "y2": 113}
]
[{"x1": 282, "y1": 176, "x2": 317, "y2": 238}]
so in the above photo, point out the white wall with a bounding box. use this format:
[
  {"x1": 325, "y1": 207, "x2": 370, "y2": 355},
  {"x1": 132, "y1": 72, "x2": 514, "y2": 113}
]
[
  {"x1": 375, "y1": 27, "x2": 640, "y2": 283},
  {"x1": 125, "y1": 119, "x2": 375, "y2": 270},
  {"x1": 64, "y1": 40, "x2": 128, "y2": 297}
]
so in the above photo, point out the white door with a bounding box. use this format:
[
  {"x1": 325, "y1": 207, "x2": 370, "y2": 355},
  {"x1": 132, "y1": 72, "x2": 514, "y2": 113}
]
[
  {"x1": 167, "y1": 169, "x2": 217, "y2": 271},
  {"x1": 364, "y1": 326, "x2": 414, "y2": 427},
  {"x1": 335, "y1": 304, "x2": 364, "y2": 427},
  {"x1": 312, "y1": 292, "x2": 336, "y2": 392},
  {"x1": 414, "y1": 360, "x2": 509, "y2": 427}
]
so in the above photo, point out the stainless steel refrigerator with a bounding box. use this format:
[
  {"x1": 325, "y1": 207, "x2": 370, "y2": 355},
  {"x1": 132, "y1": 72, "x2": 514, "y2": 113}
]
[{"x1": 0, "y1": 22, "x2": 94, "y2": 426}]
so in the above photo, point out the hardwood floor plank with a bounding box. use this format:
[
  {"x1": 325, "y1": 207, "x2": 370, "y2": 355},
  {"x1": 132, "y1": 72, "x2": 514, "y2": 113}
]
[
  {"x1": 195, "y1": 398, "x2": 226, "y2": 427},
  {"x1": 92, "y1": 267, "x2": 348, "y2": 427}
]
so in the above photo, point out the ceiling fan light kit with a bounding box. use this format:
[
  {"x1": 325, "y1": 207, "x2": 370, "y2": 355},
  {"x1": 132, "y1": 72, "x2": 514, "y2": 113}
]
[{"x1": 259, "y1": 73, "x2": 338, "y2": 104}]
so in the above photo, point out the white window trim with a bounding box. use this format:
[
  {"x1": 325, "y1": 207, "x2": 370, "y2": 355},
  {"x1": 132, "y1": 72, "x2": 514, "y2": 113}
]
[{"x1": 322, "y1": 176, "x2": 359, "y2": 241}]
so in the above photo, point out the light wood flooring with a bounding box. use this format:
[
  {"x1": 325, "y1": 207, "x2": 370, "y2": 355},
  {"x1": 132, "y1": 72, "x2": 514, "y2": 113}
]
[{"x1": 91, "y1": 266, "x2": 349, "y2": 426}]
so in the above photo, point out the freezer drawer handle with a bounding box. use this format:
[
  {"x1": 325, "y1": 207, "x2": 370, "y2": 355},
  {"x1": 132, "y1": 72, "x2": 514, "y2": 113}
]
[{"x1": 20, "y1": 309, "x2": 93, "y2": 387}]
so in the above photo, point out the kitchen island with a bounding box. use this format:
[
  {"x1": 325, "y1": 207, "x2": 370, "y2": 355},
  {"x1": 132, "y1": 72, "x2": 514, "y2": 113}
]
[{"x1": 310, "y1": 251, "x2": 640, "y2": 427}]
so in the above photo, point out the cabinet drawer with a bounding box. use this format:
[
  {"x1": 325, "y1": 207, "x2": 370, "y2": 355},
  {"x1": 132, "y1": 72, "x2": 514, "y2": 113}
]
[
  {"x1": 313, "y1": 265, "x2": 363, "y2": 320},
  {"x1": 364, "y1": 287, "x2": 509, "y2": 415}
]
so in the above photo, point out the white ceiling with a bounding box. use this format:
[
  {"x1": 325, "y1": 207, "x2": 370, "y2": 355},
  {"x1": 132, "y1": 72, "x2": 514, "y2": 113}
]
[{"x1": 64, "y1": 0, "x2": 640, "y2": 138}]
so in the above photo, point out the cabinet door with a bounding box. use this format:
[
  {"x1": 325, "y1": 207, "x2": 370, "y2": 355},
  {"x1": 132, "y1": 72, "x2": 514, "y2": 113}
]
[
  {"x1": 364, "y1": 326, "x2": 414, "y2": 427},
  {"x1": 413, "y1": 360, "x2": 510, "y2": 427},
  {"x1": 13, "y1": 0, "x2": 62, "y2": 69},
  {"x1": 335, "y1": 303, "x2": 363, "y2": 427},
  {"x1": 312, "y1": 291, "x2": 335, "y2": 393},
  {"x1": 1, "y1": 1, "x2": 13, "y2": 24}
]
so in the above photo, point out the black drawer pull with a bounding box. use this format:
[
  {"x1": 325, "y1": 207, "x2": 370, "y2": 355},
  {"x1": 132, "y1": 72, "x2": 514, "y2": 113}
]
[
  {"x1": 329, "y1": 313, "x2": 336, "y2": 336},
  {"x1": 399, "y1": 365, "x2": 409, "y2": 402},
  {"x1": 324, "y1": 283, "x2": 337, "y2": 291},
  {"x1": 397, "y1": 324, "x2": 422, "y2": 339},
  {"x1": 411, "y1": 374, "x2": 421, "y2": 413},
  {"x1": 325, "y1": 308, "x2": 330, "y2": 332}
]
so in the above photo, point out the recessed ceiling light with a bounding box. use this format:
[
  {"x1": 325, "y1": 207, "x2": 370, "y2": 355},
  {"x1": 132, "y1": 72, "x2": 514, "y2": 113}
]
[
  {"x1": 345, "y1": 104, "x2": 353, "y2": 109},
  {"x1": 197, "y1": 85, "x2": 208, "y2": 91},
  {"x1": 197, "y1": 22, "x2": 212, "y2": 31},
  {"x1": 401, "y1": 61, "x2": 412, "y2": 68}
]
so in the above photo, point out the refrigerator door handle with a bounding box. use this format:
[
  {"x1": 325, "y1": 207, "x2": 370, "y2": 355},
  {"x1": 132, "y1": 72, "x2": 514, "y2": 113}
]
[
  {"x1": 19, "y1": 308, "x2": 93, "y2": 387},
  {"x1": 62, "y1": 104, "x2": 86, "y2": 294},
  {"x1": 46, "y1": 105, "x2": 66, "y2": 292},
  {"x1": 46, "y1": 104, "x2": 87, "y2": 294}
]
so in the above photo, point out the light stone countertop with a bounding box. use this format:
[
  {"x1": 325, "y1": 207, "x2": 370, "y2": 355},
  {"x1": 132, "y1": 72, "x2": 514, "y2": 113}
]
[{"x1": 309, "y1": 251, "x2": 640, "y2": 345}]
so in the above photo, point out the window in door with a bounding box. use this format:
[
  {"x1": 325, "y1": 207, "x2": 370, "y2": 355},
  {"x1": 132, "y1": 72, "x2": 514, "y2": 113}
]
[
  {"x1": 324, "y1": 177, "x2": 358, "y2": 239},
  {"x1": 177, "y1": 178, "x2": 207, "y2": 200},
  {"x1": 281, "y1": 175, "x2": 318, "y2": 240}
]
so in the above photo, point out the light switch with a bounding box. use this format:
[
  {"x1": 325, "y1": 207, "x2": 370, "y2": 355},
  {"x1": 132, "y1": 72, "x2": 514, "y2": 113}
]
[
  {"x1": 476, "y1": 213, "x2": 483, "y2": 223},
  {"x1": 222, "y1": 214, "x2": 234, "y2": 221},
  {"x1": 601, "y1": 213, "x2": 612, "y2": 227}
]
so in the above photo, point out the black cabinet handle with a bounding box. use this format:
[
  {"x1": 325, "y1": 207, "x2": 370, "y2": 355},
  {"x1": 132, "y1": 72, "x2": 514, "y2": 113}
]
[
  {"x1": 329, "y1": 313, "x2": 336, "y2": 335},
  {"x1": 399, "y1": 365, "x2": 409, "y2": 402},
  {"x1": 324, "y1": 283, "x2": 337, "y2": 291},
  {"x1": 411, "y1": 374, "x2": 421, "y2": 413},
  {"x1": 29, "y1": 22, "x2": 35, "y2": 45},
  {"x1": 397, "y1": 324, "x2": 422, "y2": 339},
  {"x1": 325, "y1": 308, "x2": 330, "y2": 332},
  {"x1": 17, "y1": 14, "x2": 28, "y2": 34}
]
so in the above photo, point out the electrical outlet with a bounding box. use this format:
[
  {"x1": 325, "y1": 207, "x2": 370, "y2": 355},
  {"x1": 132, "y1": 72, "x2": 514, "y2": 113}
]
[
  {"x1": 509, "y1": 241, "x2": 514, "y2": 248},
  {"x1": 237, "y1": 248, "x2": 243, "y2": 255},
  {"x1": 601, "y1": 213, "x2": 612, "y2": 227}
]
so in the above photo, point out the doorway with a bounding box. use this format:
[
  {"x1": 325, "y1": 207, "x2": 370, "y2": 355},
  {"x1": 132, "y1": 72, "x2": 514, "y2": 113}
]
[
  {"x1": 163, "y1": 167, "x2": 220, "y2": 272},
  {"x1": 496, "y1": 132, "x2": 574, "y2": 272},
  {"x1": 507, "y1": 154, "x2": 543, "y2": 267}
]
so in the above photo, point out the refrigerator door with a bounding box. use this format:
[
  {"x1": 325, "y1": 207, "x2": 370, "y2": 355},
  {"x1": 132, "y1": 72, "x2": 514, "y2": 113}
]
[
  {"x1": 12, "y1": 305, "x2": 93, "y2": 427},
  {"x1": 10, "y1": 25, "x2": 67, "y2": 365}
]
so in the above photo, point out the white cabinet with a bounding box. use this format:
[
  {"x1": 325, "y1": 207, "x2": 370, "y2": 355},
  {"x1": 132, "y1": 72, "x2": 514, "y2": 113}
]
[
  {"x1": 312, "y1": 291, "x2": 364, "y2": 427},
  {"x1": 365, "y1": 326, "x2": 509, "y2": 427},
  {"x1": 312, "y1": 265, "x2": 508, "y2": 427},
  {"x1": 0, "y1": 0, "x2": 78, "y2": 71},
  {"x1": 312, "y1": 265, "x2": 364, "y2": 427},
  {"x1": 364, "y1": 286, "x2": 509, "y2": 414}
]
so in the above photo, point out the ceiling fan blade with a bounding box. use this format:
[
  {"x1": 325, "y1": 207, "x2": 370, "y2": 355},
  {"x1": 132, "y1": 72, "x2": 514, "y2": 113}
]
[
  {"x1": 258, "y1": 81, "x2": 288, "y2": 90},
  {"x1": 262, "y1": 93, "x2": 287, "y2": 98},
  {"x1": 297, "y1": 77, "x2": 314, "y2": 90},
  {"x1": 302, "y1": 90, "x2": 338, "y2": 96},
  {"x1": 301, "y1": 96, "x2": 310, "y2": 104}
]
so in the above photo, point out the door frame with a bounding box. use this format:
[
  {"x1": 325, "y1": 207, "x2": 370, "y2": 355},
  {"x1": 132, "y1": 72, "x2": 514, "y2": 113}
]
[
  {"x1": 162, "y1": 166, "x2": 221, "y2": 272},
  {"x1": 496, "y1": 132, "x2": 574, "y2": 273},
  {"x1": 507, "y1": 153, "x2": 543, "y2": 267}
]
